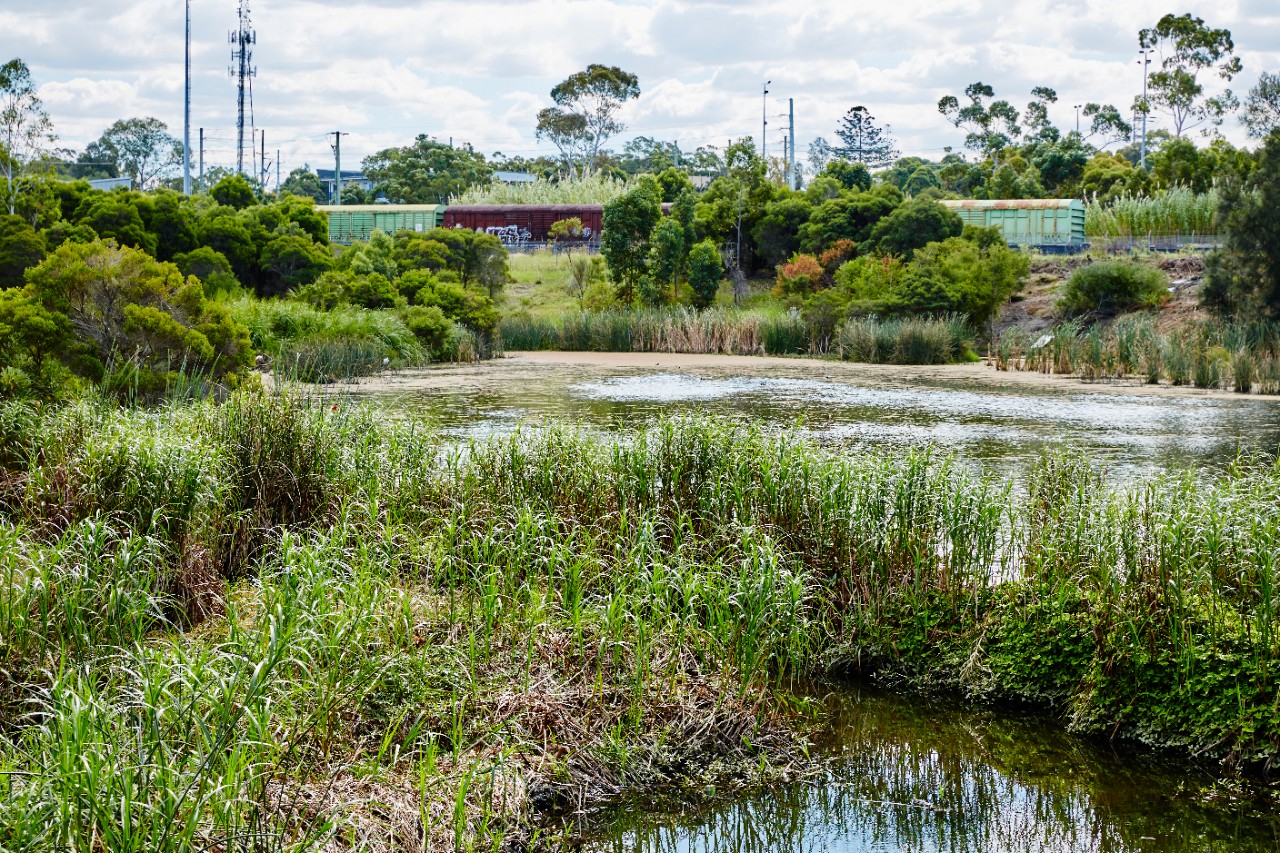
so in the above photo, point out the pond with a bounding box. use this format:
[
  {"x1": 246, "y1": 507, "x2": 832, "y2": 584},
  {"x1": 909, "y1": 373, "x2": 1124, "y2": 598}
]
[
  {"x1": 349, "y1": 352, "x2": 1280, "y2": 481},
  {"x1": 349, "y1": 352, "x2": 1280, "y2": 851},
  {"x1": 582, "y1": 686, "x2": 1280, "y2": 853}
]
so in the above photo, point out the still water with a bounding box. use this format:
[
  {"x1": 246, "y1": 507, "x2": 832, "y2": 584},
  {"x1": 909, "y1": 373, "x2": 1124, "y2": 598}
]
[
  {"x1": 584, "y1": 687, "x2": 1280, "y2": 853},
  {"x1": 354, "y1": 354, "x2": 1280, "y2": 852},
  {"x1": 353, "y1": 353, "x2": 1280, "y2": 481}
]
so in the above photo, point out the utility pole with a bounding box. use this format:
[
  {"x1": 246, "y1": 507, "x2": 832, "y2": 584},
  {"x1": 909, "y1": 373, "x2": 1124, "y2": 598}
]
[
  {"x1": 260, "y1": 130, "x2": 267, "y2": 192},
  {"x1": 1139, "y1": 48, "x2": 1153, "y2": 169},
  {"x1": 761, "y1": 80, "x2": 770, "y2": 159},
  {"x1": 198, "y1": 127, "x2": 204, "y2": 191},
  {"x1": 788, "y1": 98, "x2": 796, "y2": 190},
  {"x1": 229, "y1": 1, "x2": 257, "y2": 176},
  {"x1": 276, "y1": 150, "x2": 281, "y2": 194},
  {"x1": 330, "y1": 131, "x2": 348, "y2": 205},
  {"x1": 1074, "y1": 104, "x2": 1082, "y2": 134},
  {"x1": 183, "y1": 0, "x2": 191, "y2": 195}
]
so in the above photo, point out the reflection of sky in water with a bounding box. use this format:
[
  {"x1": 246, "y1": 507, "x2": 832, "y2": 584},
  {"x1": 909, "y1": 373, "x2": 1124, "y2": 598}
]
[
  {"x1": 585, "y1": 688, "x2": 1280, "y2": 853},
  {"x1": 356, "y1": 363, "x2": 1280, "y2": 481}
]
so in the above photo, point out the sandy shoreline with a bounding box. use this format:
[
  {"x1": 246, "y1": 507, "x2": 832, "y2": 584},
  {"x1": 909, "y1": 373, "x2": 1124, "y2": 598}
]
[{"x1": 335, "y1": 350, "x2": 1277, "y2": 403}]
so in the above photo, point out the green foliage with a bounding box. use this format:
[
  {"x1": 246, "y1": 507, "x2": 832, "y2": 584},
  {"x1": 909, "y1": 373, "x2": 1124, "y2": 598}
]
[
  {"x1": 833, "y1": 315, "x2": 974, "y2": 364},
  {"x1": 687, "y1": 240, "x2": 724, "y2": 310},
  {"x1": 87, "y1": 116, "x2": 181, "y2": 189},
  {"x1": 1085, "y1": 187, "x2": 1217, "y2": 238},
  {"x1": 1202, "y1": 132, "x2": 1280, "y2": 318},
  {"x1": 279, "y1": 164, "x2": 328, "y2": 203},
  {"x1": 601, "y1": 180, "x2": 662, "y2": 303},
  {"x1": 230, "y1": 298, "x2": 422, "y2": 380},
  {"x1": 866, "y1": 198, "x2": 963, "y2": 258},
  {"x1": 403, "y1": 270, "x2": 498, "y2": 331},
  {"x1": 454, "y1": 173, "x2": 628, "y2": 205},
  {"x1": 0, "y1": 213, "x2": 45, "y2": 288},
  {"x1": 832, "y1": 228, "x2": 1028, "y2": 327},
  {"x1": 819, "y1": 160, "x2": 873, "y2": 191},
  {"x1": 21, "y1": 239, "x2": 252, "y2": 396},
  {"x1": 1059, "y1": 260, "x2": 1170, "y2": 316},
  {"x1": 751, "y1": 195, "x2": 812, "y2": 268},
  {"x1": 647, "y1": 217, "x2": 687, "y2": 303},
  {"x1": 73, "y1": 193, "x2": 157, "y2": 255},
  {"x1": 1138, "y1": 13, "x2": 1242, "y2": 137},
  {"x1": 174, "y1": 246, "x2": 241, "y2": 299},
  {"x1": 258, "y1": 232, "x2": 333, "y2": 296},
  {"x1": 363, "y1": 135, "x2": 492, "y2": 203},
  {"x1": 209, "y1": 174, "x2": 257, "y2": 210},
  {"x1": 798, "y1": 185, "x2": 901, "y2": 254}
]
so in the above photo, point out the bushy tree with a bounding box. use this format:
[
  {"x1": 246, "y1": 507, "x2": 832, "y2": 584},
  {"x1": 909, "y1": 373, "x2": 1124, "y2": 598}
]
[
  {"x1": 363, "y1": 136, "x2": 491, "y2": 203},
  {"x1": 1202, "y1": 132, "x2": 1280, "y2": 317},
  {"x1": 798, "y1": 185, "x2": 901, "y2": 253},
  {"x1": 866, "y1": 199, "x2": 963, "y2": 259},
  {"x1": 686, "y1": 240, "x2": 723, "y2": 309},
  {"x1": 210, "y1": 174, "x2": 257, "y2": 209},
  {"x1": 21, "y1": 239, "x2": 252, "y2": 392},
  {"x1": 260, "y1": 233, "x2": 333, "y2": 295},
  {"x1": 0, "y1": 213, "x2": 45, "y2": 289},
  {"x1": 174, "y1": 247, "x2": 241, "y2": 299},
  {"x1": 601, "y1": 180, "x2": 662, "y2": 303},
  {"x1": 87, "y1": 117, "x2": 182, "y2": 189},
  {"x1": 0, "y1": 58, "x2": 56, "y2": 217},
  {"x1": 1060, "y1": 260, "x2": 1170, "y2": 316},
  {"x1": 647, "y1": 217, "x2": 687, "y2": 303},
  {"x1": 280, "y1": 165, "x2": 328, "y2": 203},
  {"x1": 751, "y1": 195, "x2": 812, "y2": 268}
]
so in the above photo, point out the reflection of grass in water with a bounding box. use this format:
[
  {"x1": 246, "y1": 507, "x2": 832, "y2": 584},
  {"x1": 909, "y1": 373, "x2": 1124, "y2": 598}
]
[{"x1": 594, "y1": 690, "x2": 1280, "y2": 853}]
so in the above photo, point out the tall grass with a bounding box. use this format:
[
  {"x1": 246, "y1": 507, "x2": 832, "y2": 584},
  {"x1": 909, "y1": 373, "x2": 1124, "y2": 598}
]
[
  {"x1": 3, "y1": 397, "x2": 1279, "y2": 847},
  {"x1": 500, "y1": 309, "x2": 974, "y2": 364},
  {"x1": 230, "y1": 298, "x2": 425, "y2": 381},
  {"x1": 453, "y1": 174, "x2": 630, "y2": 205},
  {"x1": 1014, "y1": 316, "x2": 1280, "y2": 394},
  {"x1": 1085, "y1": 188, "x2": 1218, "y2": 238}
]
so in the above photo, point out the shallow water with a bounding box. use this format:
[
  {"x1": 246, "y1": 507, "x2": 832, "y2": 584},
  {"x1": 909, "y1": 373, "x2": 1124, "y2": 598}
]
[
  {"x1": 352, "y1": 356, "x2": 1280, "y2": 480},
  {"x1": 583, "y1": 687, "x2": 1280, "y2": 853},
  {"x1": 352, "y1": 356, "x2": 1280, "y2": 850}
]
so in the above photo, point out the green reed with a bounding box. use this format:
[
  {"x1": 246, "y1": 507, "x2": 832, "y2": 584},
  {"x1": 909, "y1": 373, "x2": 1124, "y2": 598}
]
[{"x1": 3, "y1": 395, "x2": 1279, "y2": 849}]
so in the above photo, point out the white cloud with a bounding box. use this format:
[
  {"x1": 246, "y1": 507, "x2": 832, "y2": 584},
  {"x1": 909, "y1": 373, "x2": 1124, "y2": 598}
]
[{"x1": 9, "y1": 0, "x2": 1275, "y2": 177}]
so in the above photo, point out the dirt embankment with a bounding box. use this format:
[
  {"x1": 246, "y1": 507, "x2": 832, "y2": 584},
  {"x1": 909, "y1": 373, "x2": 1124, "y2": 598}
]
[{"x1": 995, "y1": 255, "x2": 1208, "y2": 338}]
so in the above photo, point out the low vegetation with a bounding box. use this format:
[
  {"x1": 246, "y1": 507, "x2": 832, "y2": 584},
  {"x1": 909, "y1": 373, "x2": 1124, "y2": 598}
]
[{"x1": 1, "y1": 397, "x2": 1277, "y2": 849}]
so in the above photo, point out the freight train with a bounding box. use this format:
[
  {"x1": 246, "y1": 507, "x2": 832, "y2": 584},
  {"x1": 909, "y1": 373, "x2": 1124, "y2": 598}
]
[
  {"x1": 320, "y1": 199, "x2": 1087, "y2": 252},
  {"x1": 319, "y1": 204, "x2": 608, "y2": 247}
]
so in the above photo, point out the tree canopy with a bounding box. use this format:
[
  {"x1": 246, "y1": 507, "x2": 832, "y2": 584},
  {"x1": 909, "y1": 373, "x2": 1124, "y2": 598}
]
[
  {"x1": 1138, "y1": 13, "x2": 1241, "y2": 137},
  {"x1": 536, "y1": 65, "x2": 640, "y2": 175},
  {"x1": 362, "y1": 136, "x2": 492, "y2": 204}
]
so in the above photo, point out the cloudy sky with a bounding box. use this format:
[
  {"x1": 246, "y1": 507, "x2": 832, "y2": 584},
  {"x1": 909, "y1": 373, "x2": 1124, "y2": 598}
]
[{"x1": 4, "y1": 0, "x2": 1277, "y2": 179}]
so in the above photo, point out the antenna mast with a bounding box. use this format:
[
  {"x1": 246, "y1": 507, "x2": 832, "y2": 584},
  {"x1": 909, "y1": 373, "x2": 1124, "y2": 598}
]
[
  {"x1": 229, "y1": 1, "x2": 257, "y2": 176},
  {"x1": 183, "y1": 0, "x2": 191, "y2": 195}
]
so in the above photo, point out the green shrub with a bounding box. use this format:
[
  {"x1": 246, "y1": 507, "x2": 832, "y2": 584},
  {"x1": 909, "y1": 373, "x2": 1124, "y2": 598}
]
[{"x1": 1059, "y1": 260, "x2": 1170, "y2": 316}]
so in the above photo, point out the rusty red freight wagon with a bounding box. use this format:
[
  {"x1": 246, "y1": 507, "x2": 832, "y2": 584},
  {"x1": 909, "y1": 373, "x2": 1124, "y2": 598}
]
[{"x1": 442, "y1": 205, "x2": 606, "y2": 243}]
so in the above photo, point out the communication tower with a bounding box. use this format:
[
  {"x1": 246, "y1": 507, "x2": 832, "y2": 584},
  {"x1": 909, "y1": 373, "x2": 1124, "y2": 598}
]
[{"x1": 228, "y1": 1, "x2": 257, "y2": 176}]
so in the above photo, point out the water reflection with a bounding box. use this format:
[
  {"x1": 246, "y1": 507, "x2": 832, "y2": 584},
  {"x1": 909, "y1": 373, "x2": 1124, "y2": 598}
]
[
  {"x1": 587, "y1": 688, "x2": 1280, "y2": 853},
  {"x1": 352, "y1": 359, "x2": 1280, "y2": 480}
]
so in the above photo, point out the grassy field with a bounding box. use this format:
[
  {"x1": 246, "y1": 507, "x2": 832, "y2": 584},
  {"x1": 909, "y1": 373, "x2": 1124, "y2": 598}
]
[
  {"x1": 505, "y1": 251, "x2": 582, "y2": 318},
  {"x1": 1, "y1": 394, "x2": 1278, "y2": 850}
]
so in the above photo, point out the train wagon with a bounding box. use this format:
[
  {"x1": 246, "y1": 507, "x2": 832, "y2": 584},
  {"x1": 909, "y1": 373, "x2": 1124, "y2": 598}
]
[
  {"x1": 939, "y1": 199, "x2": 1085, "y2": 250},
  {"x1": 318, "y1": 204, "x2": 446, "y2": 245},
  {"x1": 441, "y1": 204, "x2": 606, "y2": 244}
]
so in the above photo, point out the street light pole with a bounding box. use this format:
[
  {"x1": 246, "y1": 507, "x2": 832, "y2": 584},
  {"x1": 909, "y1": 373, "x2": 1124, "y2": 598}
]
[
  {"x1": 761, "y1": 80, "x2": 771, "y2": 159},
  {"x1": 1074, "y1": 104, "x2": 1082, "y2": 134},
  {"x1": 1138, "y1": 49, "x2": 1153, "y2": 168}
]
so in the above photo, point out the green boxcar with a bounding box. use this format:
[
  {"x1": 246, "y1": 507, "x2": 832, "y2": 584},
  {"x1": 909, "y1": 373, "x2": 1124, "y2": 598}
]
[
  {"x1": 318, "y1": 204, "x2": 446, "y2": 245},
  {"x1": 939, "y1": 199, "x2": 1085, "y2": 248}
]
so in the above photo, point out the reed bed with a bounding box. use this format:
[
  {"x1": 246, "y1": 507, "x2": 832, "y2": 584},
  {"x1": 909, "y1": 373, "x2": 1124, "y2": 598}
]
[
  {"x1": 1002, "y1": 316, "x2": 1280, "y2": 394},
  {"x1": 231, "y1": 298, "x2": 427, "y2": 381},
  {"x1": 1085, "y1": 188, "x2": 1218, "y2": 239},
  {"x1": 452, "y1": 174, "x2": 630, "y2": 205},
  {"x1": 500, "y1": 309, "x2": 973, "y2": 364},
  {"x1": 1, "y1": 397, "x2": 1278, "y2": 849}
]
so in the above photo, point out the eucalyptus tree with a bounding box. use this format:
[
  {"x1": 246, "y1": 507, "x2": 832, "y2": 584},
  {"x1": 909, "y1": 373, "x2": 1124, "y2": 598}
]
[
  {"x1": 536, "y1": 65, "x2": 639, "y2": 176},
  {"x1": 0, "y1": 58, "x2": 56, "y2": 216},
  {"x1": 1138, "y1": 13, "x2": 1241, "y2": 137}
]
